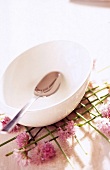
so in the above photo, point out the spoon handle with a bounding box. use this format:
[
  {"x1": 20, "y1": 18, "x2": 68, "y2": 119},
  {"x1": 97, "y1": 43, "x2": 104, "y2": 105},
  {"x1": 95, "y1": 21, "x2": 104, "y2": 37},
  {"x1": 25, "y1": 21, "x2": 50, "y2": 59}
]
[{"x1": 1, "y1": 96, "x2": 39, "y2": 134}]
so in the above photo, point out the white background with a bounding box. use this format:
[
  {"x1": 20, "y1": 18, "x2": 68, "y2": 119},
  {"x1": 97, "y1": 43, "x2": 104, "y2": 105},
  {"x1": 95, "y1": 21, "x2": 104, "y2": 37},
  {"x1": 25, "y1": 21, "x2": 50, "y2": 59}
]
[{"x1": 0, "y1": 1, "x2": 110, "y2": 170}]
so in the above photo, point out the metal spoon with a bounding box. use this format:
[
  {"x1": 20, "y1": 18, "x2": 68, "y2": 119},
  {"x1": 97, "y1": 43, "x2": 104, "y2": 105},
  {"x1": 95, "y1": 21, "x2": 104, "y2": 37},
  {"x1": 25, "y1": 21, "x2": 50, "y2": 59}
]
[{"x1": 1, "y1": 71, "x2": 61, "y2": 133}]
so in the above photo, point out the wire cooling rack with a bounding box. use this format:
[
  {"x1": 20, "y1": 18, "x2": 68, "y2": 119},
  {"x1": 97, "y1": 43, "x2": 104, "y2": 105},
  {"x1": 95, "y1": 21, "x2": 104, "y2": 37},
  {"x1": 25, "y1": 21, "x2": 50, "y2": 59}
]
[{"x1": 0, "y1": 82, "x2": 110, "y2": 168}]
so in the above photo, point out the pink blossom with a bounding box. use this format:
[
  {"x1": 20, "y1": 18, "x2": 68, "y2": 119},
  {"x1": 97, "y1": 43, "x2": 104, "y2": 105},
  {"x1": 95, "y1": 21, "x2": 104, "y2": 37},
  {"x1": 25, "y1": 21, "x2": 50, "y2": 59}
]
[
  {"x1": 29, "y1": 142, "x2": 56, "y2": 165},
  {"x1": 10, "y1": 124, "x2": 21, "y2": 133},
  {"x1": 16, "y1": 132, "x2": 29, "y2": 148},
  {"x1": 13, "y1": 149, "x2": 31, "y2": 166},
  {"x1": 100, "y1": 103, "x2": 110, "y2": 118},
  {"x1": 96, "y1": 117, "x2": 110, "y2": 138},
  {"x1": 58, "y1": 120, "x2": 75, "y2": 140},
  {"x1": 1, "y1": 116, "x2": 11, "y2": 127},
  {"x1": 0, "y1": 122, "x2": 2, "y2": 130},
  {"x1": 1, "y1": 116, "x2": 21, "y2": 132},
  {"x1": 88, "y1": 81, "x2": 94, "y2": 89}
]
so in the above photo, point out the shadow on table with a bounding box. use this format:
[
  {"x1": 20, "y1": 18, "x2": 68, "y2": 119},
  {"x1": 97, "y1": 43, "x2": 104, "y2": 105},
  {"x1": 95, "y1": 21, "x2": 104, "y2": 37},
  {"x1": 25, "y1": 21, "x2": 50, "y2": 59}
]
[
  {"x1": 90, "y1": 133, "x2": 110, "y2": 170},
  {"x1": 58, "y1": 126, "x2": 110, "y2": 170},
  {"x1": 70, "y1": 0, "x2": 110, "y2": 8}
]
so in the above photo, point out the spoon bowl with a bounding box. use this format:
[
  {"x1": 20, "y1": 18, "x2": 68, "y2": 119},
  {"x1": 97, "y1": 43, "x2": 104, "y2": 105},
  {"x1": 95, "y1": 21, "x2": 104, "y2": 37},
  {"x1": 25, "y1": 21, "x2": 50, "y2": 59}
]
[{"x1": 34, "y1": 72, "x2": 61, "y2": 97}]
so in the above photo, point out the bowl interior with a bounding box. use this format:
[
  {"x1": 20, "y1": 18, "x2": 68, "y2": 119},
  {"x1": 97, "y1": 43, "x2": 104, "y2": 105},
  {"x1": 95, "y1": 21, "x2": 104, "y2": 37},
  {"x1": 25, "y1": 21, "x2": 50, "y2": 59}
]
[{"x1": 0, "y1": 41, "x2": 92, "y2": 112}]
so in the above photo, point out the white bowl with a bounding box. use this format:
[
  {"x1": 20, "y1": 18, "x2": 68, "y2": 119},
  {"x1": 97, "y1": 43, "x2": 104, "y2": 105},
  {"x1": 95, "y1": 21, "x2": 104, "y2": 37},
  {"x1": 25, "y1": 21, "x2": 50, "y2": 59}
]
[{"x1": 0, "y1": 41, "x2": 93, "y2": 127}]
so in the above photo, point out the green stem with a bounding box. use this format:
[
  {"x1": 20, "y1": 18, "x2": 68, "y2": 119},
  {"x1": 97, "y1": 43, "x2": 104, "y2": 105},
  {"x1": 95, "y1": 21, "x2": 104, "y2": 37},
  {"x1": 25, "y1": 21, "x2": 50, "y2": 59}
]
[
  {"x1": 0, "y1": 137, "x2": 16, "y2": 147},
  {"x1": 73, "y1": 93, "x2": 109, "y2": 121},
  {"x1": 5, "y1": 129, "x2": 56, "y2": 156},
  {"x1": 76, "y1": 112, "x2": 110, "y2": 143},
  {"x1": 0, "y1": 127, "x2": 35, "y2": 147},
  {"x1": 45, "y1": 127, "x2": 74, "y2": 170},
  {"x1": 97, "y1": 65, "x2": 110, "y2": 73},
  {"x1": 77, "y1": 114, "x2": 101, "y2": 127},
  {"x1": 75, "y1": 135, "x2": 87, "y2": 155},
  {"x1": 6, "y1": 136, "x2": 59, "y2": 157},
  {"x1": 86, "y1": 86, "x2": 107, "y2": 98}
]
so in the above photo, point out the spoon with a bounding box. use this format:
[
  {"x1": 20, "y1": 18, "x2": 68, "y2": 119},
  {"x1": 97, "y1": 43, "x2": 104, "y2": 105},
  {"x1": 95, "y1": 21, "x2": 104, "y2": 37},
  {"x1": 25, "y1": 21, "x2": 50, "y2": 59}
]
[{"x1": 1, "y1": 71, "x2": 61, "y2": 133}]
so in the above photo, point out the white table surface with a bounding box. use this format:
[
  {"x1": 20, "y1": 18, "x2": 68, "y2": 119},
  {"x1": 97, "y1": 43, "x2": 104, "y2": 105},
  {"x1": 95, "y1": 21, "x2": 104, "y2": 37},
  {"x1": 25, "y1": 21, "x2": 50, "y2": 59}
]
[{"x1": 0, "y1": 1, "x2": 110, "y2": 170}]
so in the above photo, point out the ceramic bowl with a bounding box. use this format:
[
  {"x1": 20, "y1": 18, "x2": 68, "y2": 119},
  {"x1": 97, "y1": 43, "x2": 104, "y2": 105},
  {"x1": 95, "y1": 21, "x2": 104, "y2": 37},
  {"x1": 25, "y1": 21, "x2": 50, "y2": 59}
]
[{"x1": 0, "y1": 41, "x2": 93, "y2": 127}]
